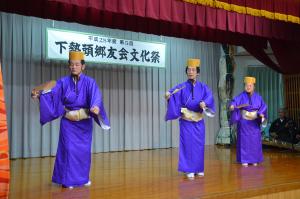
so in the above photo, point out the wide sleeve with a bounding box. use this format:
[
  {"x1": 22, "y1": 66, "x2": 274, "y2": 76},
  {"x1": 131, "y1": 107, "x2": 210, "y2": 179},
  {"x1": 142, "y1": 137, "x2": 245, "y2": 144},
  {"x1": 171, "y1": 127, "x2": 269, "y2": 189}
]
[
  {"x1": 89, "y1": 80, "x2": 110, "y2": 130},
  {"x1": 229, "y1": 95, "x2": 241, "y2": 125},
  {"x1": 257, "y1": 96, "x2": 268, "y2": 119},
  {"x1": 165, "y1": 88, "x2": 183, "y2": 121},
  {"x1": 229, "y1": 96, "x2": 237, "y2": 107},
  {"x1": 202, "y1": 84, "x2": 215, "y2": 113},
  {"x1": 39, "y1": 80, "x2": 64, "y2": 125}
]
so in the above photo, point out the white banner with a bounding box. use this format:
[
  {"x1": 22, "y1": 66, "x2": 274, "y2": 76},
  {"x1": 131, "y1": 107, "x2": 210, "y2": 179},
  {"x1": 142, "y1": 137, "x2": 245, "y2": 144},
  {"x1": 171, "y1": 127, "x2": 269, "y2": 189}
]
[{"x1": 47, "y1": 28, "x2": 166, "y2": 68}]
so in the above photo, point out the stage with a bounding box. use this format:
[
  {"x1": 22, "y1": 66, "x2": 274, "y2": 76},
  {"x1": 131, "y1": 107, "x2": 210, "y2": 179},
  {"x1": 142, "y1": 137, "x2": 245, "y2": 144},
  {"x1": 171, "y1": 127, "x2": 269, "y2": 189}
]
[{"x1": 9, "y1": 146, "x2": 300, "y2": 199}]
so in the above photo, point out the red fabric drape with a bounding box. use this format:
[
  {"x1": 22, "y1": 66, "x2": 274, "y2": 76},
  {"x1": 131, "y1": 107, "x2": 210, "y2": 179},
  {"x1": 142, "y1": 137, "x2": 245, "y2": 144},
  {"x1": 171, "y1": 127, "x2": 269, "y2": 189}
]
[
  {"x1": 270, "y1": 40, "x2": 300, "y2": 74},
  {"x1": 185, "y1": 0, "x2": 300, "y2": 22},
  {"x1": 243, "y1": 39, "x2": 300, "y2": 74},
  {"x1": 243, "y1": 44, "x2": 283, "y2": 73},
  {"x1": 1, "y1": 0, "x2": 300, "y2": 43}
]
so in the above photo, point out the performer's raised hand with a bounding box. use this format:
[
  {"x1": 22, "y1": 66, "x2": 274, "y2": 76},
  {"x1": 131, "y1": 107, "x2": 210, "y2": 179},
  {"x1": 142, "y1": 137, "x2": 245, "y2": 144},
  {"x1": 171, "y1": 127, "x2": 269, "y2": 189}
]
[
  {"x1": 199, "y1": 101, "x2": 206, "y2": 109},
  {"x1": 31, "y1": 89, "x2": 40, "y2": 100},
  {"x1": 165, "y1": 92, "x2": 171, "y2": 100},
  {"x1": 90, "y1": 106, "x2": 100, "y2": 115},
  {"x1": 229, "y1": 105, "x2": 234, "y2": 111}
]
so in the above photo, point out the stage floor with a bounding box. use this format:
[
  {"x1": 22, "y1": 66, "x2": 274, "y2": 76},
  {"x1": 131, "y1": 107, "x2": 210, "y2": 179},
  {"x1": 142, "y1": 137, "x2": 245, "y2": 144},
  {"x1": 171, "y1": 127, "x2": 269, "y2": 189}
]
[{"x1": 9, "y1": 146, "x2": 300, "y2": 199}]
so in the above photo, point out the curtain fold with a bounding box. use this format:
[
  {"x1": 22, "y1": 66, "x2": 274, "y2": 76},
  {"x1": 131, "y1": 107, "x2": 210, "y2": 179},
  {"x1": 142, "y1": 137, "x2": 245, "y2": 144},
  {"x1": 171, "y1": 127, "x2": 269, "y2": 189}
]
[
  {"x1": 244, "y1": 39, "x2": 300, "y2": 75},
  {"x1": 243, "y1": 44, "x2": 282, "y2": 74},
  {"x1": 183, "y1": 0, "x2": 300, "y2": 24},
  {"x1": 269, "y1": 40, "x2": 300, "y2": 75},
  {"x1": 0, "y1": 12, "x2": 220, "y2": 158}
]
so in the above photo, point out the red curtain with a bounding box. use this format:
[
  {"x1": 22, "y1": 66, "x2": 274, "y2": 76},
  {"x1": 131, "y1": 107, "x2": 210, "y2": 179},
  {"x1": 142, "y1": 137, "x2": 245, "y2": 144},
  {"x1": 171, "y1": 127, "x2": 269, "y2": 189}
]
[
  {"x1": 243, "y1": 39, "x2": 300, "y2": 74},
  {"x1": 269, "y1": 40, "x2": 300, "y2": 74},
  {"x1": 1, "y1": 0, "x2": 300, "y2": 43},
  {"x1": 243, "y1": 44, "x2": 283, "y2": 73}
]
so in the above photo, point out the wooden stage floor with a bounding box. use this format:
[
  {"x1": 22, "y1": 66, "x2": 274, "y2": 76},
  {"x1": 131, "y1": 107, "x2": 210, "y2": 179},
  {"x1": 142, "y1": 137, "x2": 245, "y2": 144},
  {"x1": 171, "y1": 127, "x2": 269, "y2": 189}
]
[{"x1": 8, "y1": 145, "x2": 300, "y2": 199}]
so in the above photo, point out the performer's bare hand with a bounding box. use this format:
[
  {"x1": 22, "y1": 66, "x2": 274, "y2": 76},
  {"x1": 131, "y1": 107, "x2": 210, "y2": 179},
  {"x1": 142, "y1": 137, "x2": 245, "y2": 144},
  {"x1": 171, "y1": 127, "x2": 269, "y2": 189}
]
[
  {"x1": 90, "y1": 106, "x2": 100, "y2": 115},
  {"x1": 31, "y1": 89, "x2": 40, "y2": 100},
  {"x1": 165, "y1": 92, "x2": 171, "y2": 100},
  {"x1": 229, "y1": 105, "x2": 234, "y2": 111},
  {"x1": 259, "y1": 114, "x2": 264, "y2": 118},
  {"x1": 200, "y1": 101, "x2": 206, "y2": 109}
]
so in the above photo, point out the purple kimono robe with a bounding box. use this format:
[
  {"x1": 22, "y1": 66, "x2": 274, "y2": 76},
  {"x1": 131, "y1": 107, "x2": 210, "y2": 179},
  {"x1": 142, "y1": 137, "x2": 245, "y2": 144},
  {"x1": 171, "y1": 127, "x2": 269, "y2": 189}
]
[
  {"x1": 39, "y1": 74, "x2": 110, "y2": 187},
  {"x1": 230, "y1": 91, "x2": 267, "y2": 164},
  {"x1": 165, "y1": 80, "x2": 215, "y2": 173}
]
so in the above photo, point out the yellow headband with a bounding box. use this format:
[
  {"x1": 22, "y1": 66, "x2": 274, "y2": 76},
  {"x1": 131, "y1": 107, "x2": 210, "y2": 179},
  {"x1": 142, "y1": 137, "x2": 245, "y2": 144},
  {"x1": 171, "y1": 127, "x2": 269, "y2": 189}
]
[
  {"x1": 244, "y1": 76, "x2": 256, "y2": 84},
  {"x1": 69, "y1": 51, "x2": 85, "y2": 60},
  {"x1": 187, "y1": 58, "x2": 200, "y2": 68}
]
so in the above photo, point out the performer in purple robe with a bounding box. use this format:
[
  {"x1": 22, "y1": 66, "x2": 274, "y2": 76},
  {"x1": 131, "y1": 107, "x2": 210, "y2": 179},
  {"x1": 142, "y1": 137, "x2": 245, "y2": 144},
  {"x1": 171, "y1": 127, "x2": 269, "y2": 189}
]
[
  {"x1": 229, "y1": 76, "x2": 267, "y2": 167},
  {"x1": 165, "y1": 58, "x2": 215, "y2": 179},
  {"x1": 31, "y1": 51, "x2": 110, "y2": 188}
]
